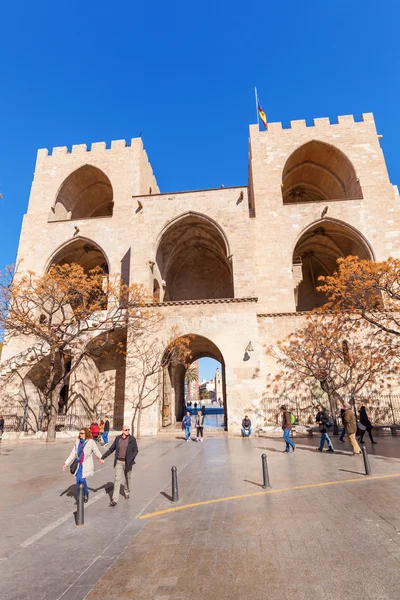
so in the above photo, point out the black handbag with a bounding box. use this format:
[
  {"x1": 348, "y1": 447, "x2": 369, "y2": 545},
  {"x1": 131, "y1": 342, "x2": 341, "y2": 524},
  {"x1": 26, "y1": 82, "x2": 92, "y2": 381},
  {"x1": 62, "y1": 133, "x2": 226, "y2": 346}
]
[{"x1": 70, "y1": 441, "x2": 87, "y2": 475}]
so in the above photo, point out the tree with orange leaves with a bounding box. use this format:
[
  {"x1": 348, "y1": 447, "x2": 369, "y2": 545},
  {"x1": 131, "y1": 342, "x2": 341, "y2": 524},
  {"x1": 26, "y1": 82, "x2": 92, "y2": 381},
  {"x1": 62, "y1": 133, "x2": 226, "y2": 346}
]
[
  {"x1": 127, "y1": 324, "x2": 192, "y2": 439},
  {"x1": 0, "y1": 263, "x2": 150, "y2": 442},
  {"x1": 318, "y1": 255, "x2": 400, "y2": 338},
  {"x1": 268, "y1": 312, "x2": 397, "y2": 429}
]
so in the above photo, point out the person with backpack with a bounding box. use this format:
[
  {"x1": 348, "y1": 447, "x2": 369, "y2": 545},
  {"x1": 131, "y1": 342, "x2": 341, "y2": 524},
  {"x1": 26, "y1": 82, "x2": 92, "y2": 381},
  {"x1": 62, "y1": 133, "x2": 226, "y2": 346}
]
[
  {"x1": 315, "y1": 405, "x2": 334, "y2": 452},
  {"x1": 280, "y1": 405, "x2": 295, "y2": 453},
  {"x1": 182, "y1": 411, "x2": 192, "y2": 442}
]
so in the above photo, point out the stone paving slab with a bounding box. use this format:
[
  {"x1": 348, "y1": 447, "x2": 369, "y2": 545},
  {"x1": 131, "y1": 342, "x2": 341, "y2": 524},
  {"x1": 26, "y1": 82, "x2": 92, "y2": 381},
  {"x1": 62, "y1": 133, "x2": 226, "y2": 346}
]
[
  {"x1": 87, "y1": 437, "x2": 400, "y2": 600},
  {"x1": 1, "y1": 435, "x2": 400, "y2": 599}
]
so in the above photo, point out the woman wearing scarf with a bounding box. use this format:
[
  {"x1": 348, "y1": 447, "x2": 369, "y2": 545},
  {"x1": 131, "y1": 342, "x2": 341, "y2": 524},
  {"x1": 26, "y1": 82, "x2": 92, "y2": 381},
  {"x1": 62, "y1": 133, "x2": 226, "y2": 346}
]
[{"x1": 63, "y1": 427, "x2": 103, "y2": 502}]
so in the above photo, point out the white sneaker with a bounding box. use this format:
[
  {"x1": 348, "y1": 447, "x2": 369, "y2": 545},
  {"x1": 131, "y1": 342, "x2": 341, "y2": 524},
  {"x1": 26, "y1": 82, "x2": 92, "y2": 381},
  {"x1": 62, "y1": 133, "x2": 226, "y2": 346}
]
[
  {"x1": 200, "y1": 439, "x2": 203, "y2": 442},
  {"x1": 186, "y1": 439, "x2": 189, "y2": 442}
]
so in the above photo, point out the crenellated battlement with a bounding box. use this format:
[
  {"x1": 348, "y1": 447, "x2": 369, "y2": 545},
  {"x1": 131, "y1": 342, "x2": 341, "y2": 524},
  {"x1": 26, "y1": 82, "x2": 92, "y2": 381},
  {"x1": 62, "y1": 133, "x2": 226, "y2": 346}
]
[
  {"x1": 250, "y1": 112, "x2": 376, "y2": 135},
  {"x1": 37, "y1": 137, "x2": 144, "y2": 159}
]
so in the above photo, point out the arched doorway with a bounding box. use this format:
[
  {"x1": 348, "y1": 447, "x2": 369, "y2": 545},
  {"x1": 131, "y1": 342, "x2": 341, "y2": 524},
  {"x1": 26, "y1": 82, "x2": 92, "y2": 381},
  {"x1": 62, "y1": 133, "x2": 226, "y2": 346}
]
[
  {"x1": 162, "y1": 334, "x2": 227, "y2": 430},
  {"x1": 50, "y1": 165, "x2": 113, "y2": 221},
  {"x1": 293, "y1": 220, "x2": 373, "y2": 311},
  {"x1": 156, "y1": 213, "x2": 234, "y2": 301},
  {"x1": 282, "y1": 140, "x2": 363, "y2": 204}
]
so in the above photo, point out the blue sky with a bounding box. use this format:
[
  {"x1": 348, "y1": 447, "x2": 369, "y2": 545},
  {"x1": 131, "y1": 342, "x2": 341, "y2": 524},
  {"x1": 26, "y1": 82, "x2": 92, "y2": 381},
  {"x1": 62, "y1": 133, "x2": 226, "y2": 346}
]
[{"x1": 1, "y1": 0, "x2": 399, "y2": 273}]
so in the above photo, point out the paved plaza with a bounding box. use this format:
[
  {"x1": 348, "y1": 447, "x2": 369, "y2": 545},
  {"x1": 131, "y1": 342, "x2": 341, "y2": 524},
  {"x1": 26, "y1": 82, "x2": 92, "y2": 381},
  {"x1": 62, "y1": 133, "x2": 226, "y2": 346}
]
[{"x1": 1, "y1": 433, "x2": 400, "y2": 599}]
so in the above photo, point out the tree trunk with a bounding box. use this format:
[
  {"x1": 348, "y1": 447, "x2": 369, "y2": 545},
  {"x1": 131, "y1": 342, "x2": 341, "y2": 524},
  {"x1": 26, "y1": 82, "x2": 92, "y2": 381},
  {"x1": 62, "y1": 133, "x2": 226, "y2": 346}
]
[
  {"x1": 136, "y1": 399, "x2": 142, "y2": 440},
  {"x1": 46, "y1": 382, "x2": 63, "y2": 443}
]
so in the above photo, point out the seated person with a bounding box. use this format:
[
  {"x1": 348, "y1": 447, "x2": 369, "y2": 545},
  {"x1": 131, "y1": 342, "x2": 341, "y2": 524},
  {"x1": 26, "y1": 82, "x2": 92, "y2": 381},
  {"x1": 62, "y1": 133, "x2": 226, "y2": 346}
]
[{"x1": 241, "y1": 415, "x2": 252, "y2": 437}]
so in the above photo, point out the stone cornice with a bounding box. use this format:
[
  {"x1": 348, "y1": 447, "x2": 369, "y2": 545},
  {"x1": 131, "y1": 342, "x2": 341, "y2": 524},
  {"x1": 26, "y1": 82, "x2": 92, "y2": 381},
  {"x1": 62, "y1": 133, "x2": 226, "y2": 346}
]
[
  {"x1": 145, "y1": 297, "x2": 258, "y2": 307},
  {"x1": 257, "y1": 311, "x2": 308, "y2": 318}
]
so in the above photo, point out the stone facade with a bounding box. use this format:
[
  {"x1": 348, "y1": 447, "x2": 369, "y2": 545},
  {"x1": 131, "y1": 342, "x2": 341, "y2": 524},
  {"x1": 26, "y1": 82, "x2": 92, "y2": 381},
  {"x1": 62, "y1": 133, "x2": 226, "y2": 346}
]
[{"x1": 1, "y1": 114, "x2": 399, "y2": 434}]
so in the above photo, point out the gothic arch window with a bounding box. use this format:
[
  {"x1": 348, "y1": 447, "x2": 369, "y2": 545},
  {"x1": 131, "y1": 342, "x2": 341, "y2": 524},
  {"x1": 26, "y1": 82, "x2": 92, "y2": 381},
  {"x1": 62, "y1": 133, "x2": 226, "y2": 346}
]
[
  {"x1": 293, "y1": 220, "x2": 373, "y2": 312},
  {"x1": 50, "y1": 165, "x2": 113, "y2": 221},
  {"x1": 282, "y1": 141, "x2": 363, "y2": 204},
  {"x1": 155, "y1": 213, "x2": 233, "y2": 301}
]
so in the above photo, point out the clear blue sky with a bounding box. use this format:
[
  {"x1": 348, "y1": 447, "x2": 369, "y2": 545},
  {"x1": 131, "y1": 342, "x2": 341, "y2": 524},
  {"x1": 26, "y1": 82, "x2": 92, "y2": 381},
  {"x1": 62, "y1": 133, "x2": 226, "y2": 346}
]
[
  {"x1": 198, "y1": 357, "x2": 221, "y2": 383},
  {"x1": 1, "y1": 0, "x2": 400, "y2": 271}
]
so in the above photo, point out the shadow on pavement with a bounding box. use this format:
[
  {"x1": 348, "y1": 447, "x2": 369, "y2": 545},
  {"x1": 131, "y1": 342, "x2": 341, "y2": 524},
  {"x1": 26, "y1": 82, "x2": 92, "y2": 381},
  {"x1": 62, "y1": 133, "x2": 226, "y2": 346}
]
[
  {"x1": 160, "y1": 491, "x2": 173, "y2": 502},
  {"x1": 243, "y1": 479, "x2": 263, "y2": 488},
  {"x1": 339, "y1": 468, "x2": 365, "y2": 476}
]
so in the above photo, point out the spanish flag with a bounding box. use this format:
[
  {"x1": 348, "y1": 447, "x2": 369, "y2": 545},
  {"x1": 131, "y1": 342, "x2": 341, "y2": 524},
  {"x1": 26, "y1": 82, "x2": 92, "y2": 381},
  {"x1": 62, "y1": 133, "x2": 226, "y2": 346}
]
[
  {"x1": 258, "y1": 100, "x2": 267, "y2": 129},
  {"x1": 255, "y1": 87, "x2": 267, "y2": 129}
]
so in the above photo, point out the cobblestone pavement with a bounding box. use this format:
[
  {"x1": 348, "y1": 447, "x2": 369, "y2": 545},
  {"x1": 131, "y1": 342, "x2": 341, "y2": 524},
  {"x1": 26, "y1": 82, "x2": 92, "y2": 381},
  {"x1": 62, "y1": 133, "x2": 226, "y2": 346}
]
[{"x1": 1, "y1": 434, "x2": 400, "y2": 599}]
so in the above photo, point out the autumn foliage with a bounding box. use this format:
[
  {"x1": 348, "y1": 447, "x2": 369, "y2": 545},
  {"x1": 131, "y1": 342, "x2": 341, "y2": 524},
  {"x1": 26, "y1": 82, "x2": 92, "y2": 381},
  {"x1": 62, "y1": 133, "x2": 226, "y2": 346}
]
[
  {"x1": 269, "y1": 256, "x2": 400, "y2": 417},
  {"x1": 0, "y1": 263, "x2": 148, "y2": 441}
]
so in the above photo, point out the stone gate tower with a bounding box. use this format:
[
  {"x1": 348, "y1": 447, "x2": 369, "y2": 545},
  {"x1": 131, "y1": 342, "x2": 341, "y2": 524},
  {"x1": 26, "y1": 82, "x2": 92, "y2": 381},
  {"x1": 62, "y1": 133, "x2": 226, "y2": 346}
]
[{"x1": 1, "y1": 113, "x2": 399, "y2": 434}]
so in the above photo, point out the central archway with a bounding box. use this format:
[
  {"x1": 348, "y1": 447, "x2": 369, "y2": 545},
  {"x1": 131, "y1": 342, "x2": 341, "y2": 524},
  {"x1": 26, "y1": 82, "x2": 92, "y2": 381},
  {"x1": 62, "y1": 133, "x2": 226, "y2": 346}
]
[{"x1": 161, "y1": 334, "x2": 227, "y2": 430}]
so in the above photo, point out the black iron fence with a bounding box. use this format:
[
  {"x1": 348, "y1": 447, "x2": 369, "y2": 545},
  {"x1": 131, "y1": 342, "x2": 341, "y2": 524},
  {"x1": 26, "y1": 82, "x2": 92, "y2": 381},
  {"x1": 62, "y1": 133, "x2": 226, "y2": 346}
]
[{"x1": 262, "y1": 396, "x2": 400, "y2": 427}]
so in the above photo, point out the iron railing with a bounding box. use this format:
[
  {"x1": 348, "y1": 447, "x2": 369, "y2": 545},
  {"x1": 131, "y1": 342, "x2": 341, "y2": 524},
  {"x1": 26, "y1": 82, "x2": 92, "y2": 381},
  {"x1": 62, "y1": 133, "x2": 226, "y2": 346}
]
[{"x1": 262, "y1": 395, "x2": 400, "y2": 427}]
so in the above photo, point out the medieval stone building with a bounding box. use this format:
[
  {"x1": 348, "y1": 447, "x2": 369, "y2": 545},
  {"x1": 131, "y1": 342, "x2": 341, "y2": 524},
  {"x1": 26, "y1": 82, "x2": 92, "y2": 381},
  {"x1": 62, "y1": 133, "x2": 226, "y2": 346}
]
[{"x1": 1, "y1": 113, "x2": 399, "y2": 434}]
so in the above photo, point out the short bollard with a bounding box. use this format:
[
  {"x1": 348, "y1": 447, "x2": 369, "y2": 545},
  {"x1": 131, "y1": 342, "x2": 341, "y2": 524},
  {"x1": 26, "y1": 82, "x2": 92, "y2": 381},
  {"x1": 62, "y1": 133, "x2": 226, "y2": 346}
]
[
  {"x1": 261, "y1": 453, "x2": 272, "y2": 489},
  {"x1": 76, "y1": 483, "x2": 85, "y2": 526},
  {"x1": 361, "y1": 445, "x2": 372, "y2": 476},
  {"x1": 171, "y1": 466, "x2": 179, "y2": 503}
]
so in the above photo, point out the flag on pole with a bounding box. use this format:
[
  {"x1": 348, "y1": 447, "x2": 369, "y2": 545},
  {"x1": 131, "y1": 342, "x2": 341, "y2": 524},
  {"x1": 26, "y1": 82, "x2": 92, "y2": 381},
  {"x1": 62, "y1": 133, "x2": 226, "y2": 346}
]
[
  {"x1": 254, "y1": 87, "x2": 267, "y2": 130},
  {"x1": 257, "y1": 99, "x2": 267, "y2": 129}
]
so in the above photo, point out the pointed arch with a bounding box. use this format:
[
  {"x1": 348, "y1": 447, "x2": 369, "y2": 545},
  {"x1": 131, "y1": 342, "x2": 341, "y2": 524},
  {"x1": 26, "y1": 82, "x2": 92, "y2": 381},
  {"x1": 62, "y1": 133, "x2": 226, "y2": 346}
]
[
  {"x1": 292, "y1": 218, "x2": 374, "y2": 311},
  {"x1": 155, "y1": 212, "x2": 234, "y2": 301},
  {"x1": 282, "y1": 140, "x2": 363, "y2": 204},
  {"x1": 45, "y1": 236, "x2": 110, "y2": 275},
  {"x1": 50, "y1": 164, "x2": 113, "y2": 221}
]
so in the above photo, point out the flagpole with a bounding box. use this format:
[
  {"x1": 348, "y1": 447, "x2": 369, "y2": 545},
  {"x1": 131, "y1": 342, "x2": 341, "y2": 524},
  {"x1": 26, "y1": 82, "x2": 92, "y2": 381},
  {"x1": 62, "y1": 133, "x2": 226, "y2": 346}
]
[{"x1": 254, "y1": 87, "x2": 260, "y2": 129}]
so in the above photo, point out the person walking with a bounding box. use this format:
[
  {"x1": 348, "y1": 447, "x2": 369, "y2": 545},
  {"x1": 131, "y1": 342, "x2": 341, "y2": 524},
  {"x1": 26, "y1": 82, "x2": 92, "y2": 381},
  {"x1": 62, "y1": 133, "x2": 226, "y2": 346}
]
[
  {"x1": 358, "y1": 406, "x2": 377, "y2": 444},
  {"x1": 63, "y1": 427, "x2": 104, "y2": 503},
  {"x1": 195, "y1": 411, "x2": 204, "y2": 442},
  {"x1": 280, "y1": 405, "x2": 295, "y2": 453},
  {"x1": 315, "y1": 405, "x2": 334, "y2": 452},
  {"x1": 339, "y1": 407, "x2": 346, "y2": 442},
  {"x1": 342, "y1": 402, "x2": 362, "y2": 455},
  {"x1": 102, "y1": 425, "x2": 138, "y2": 507},
  {"x1": 241, "y1": 415, "x2": 252, "y2": 437},
  {"x1": 102, "y1": 416, "x2": 110, "y2": 447},
  {"x1": 182, "y1": 411, "x2": 192, "y2": 441},
  {"x1": 0, "y1": 415, "x2": 4, "y2": 442}
]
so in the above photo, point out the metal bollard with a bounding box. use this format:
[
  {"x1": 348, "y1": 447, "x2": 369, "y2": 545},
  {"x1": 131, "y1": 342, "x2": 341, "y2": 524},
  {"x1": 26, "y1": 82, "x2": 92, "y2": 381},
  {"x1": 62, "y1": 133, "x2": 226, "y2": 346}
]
[
  {"x1": 261, "y1": 453, "x2": 272, "y2": 489},
  {"x1": 76, "y1": 483, "x2": 85, "y2": 526},
  {"x1": 361, "y1": 445, "x2": 372, "y2": 476},
  {"x1": 171, "y1": 466, "x2": 179, "y2": 503}
]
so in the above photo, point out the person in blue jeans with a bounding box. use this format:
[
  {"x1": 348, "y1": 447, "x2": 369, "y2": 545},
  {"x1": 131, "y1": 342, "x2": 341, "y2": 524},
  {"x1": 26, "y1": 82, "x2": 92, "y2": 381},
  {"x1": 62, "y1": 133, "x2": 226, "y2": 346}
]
[
  {"x1": 182, "y1": 411, "x2": 192, "y2": 442},
  {"x1": 281, "y1": 405, "x2": 295, "y2": 453},
  {"x1": 316, "y1": 405, "x2": 334, "y2": 452},
  {"x1": 102, "y1": 416, "x2": 110, "y2": 447},
  {"x1": 241, "y1": 416, "x2": 252, "y2": 437},
  {"x1": 63, "y1": 428, "x2": 103, "y2": 503}
]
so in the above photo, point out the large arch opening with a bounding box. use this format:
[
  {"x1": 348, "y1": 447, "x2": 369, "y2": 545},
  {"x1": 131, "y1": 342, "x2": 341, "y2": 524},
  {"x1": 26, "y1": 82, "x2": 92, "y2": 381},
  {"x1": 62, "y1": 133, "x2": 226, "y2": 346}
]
[
  {"x1": 161, "y1": 334, "x2": 227, "y2": 430},
  {"x1": 48, "y1": 238, "x2": 109, "y2": 275},
  {"x1": 50, "y1": 165, "x2": 113, "y2": 221},
  {"x1": 293, "y1": 220, "x2": 373, "y2": 311},
  {"x1": 48, "y1": 238, "x2": 109, "y2": 310},
  {"x1": 156, "y1": 213, "x2": 234, "y2": 301},
  {"x1": 282, "y1": 141, "x2": 363, "y2": 204}
]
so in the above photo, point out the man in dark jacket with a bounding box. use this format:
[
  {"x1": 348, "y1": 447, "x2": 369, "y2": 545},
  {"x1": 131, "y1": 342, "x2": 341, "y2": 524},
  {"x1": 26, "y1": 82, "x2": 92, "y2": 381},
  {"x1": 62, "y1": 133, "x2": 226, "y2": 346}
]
[
  {"x1": 0, "y1": 415, "x2": 4, "y2": 442},
  {"x1": 316, "y1": 405, "x2": 334, "y2": 452},
  {"x1": 281, "y1": 405, "x2": 295, "y2": 453},
  {"x1": 241, "y1": 415, "x2": 252, "y2": 437},
  {"x1": 102, "y1": 425, "x2": 138, "y2": 507}
]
